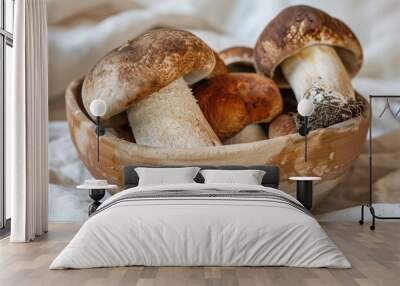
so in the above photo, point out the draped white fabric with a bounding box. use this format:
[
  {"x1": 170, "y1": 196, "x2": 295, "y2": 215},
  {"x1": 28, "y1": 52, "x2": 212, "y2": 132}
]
[{"x1": 7, "y1": 0, "x2": 48, "y2": 242}]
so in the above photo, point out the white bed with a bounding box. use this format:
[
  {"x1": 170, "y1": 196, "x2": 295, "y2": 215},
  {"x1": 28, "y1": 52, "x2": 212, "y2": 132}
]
[{"x1": 50, "y1": 182, "x2": 350, "y2": 269}]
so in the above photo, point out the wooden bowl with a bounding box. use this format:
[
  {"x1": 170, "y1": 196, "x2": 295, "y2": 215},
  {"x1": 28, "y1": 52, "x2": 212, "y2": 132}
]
[{"x1": 66, "y1": 78, "x2": 369, "y2": 203}]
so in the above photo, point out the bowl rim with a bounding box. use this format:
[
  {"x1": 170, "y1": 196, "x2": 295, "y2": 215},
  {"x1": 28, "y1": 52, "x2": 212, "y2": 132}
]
[{"x1": 66, "y1": 77, "x2": 369, "y2": 158}]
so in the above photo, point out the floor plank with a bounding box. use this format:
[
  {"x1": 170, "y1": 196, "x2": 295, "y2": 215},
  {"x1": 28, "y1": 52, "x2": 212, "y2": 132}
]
[{"x1": 0, "y1": 222, "x2": 399, "y2": 286}]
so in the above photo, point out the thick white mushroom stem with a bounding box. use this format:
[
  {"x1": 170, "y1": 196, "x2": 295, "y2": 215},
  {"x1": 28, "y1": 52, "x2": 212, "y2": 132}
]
[
  {"x1": 281, "y1": 45, "x2": 355, "y2": 107},
  {"x1": 127, "y1": 78, "x2": 222, "y2": 148},
  {"x1": 223, "y1": 124, "x2": 267, "y2": 145}
]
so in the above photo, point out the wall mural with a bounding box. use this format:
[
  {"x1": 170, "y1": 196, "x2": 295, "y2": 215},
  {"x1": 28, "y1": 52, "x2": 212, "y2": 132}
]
[
  {"x1": 64, "y1": 5, "x2": 366, "y2": 208},
  {"x1": 47, "y1": 1, "x2": 400, "y2": 216}
]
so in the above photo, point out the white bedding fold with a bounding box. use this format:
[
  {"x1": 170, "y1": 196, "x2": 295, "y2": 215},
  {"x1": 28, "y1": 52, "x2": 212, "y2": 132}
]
[{"x1": 50, "y1": 183, "x2": 350, "y2": 269}]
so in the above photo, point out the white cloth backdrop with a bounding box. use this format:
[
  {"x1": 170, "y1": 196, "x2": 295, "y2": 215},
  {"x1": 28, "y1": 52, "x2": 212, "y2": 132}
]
[{"x1": 7, "y1": 0, "x2": 49, "y2": 242}]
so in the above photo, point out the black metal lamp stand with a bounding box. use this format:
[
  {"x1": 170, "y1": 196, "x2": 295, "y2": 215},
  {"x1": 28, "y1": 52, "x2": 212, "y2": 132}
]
[
  {"x1": 88, "y1": 189, "x2": 106, "y2": 215},
  {"x1": 299, "y1": 116, "x2": 310, "y2": 162},
  {"x1": 293, "y1": 116, "x2": 315, "y2": 210},
  {"x1": 359, "y1": 95, "x2": 400, "y2": 230},
  {"x1": 90, "y1": 116, "x2": 106, "y2": 214},
  {"x1": 95, "y1": 116, "x2": 105, "y2": 162},
  {"x1": 296, "y1": 180, "x2": 313, "y2": 210}
]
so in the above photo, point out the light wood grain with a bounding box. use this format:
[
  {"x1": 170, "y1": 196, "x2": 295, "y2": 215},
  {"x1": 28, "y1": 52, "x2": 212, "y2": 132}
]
[{"x1": 1, "y1": 222, "x2": 399, "y2": 286}]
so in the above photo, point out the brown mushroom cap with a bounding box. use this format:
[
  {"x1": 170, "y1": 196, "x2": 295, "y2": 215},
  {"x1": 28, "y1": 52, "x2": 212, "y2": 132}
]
[
  {"x1": 219, "y1": 47, "x2": 254, "y2": 66},
  {"x1": 219, "y1": 47, "x2": 255, "y2": 73},
  {"x1": 208, "y1": 51, "x2": 228, "y2": 77},
  {"x1": 193, "y1": 73, "x2": 283, "y2": 139},
  {"x1": 254, "y1": 5, "x2": 363, "y2": 81},
  {"x1": 82, "y1": 28, "x2": 216, "y2": 120},
  {"x1": 268, "y1": 114, "x2": 297, "y2": 138}
]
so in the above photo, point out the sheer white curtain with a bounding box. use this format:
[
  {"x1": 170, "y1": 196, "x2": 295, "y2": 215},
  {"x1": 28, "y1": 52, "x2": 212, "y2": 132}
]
[{"x1": 7, "y1": 0, "x2": 48, "y2": 242}]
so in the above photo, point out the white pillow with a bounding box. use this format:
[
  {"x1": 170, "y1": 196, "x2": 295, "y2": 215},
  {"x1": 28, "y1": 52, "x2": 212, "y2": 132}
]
[
  {"x1": 135, "y1": 167, "x2": 200, "y2": 186},
  {"x1": 200, "y1": 169, "x2": 266, "y2": 185}
]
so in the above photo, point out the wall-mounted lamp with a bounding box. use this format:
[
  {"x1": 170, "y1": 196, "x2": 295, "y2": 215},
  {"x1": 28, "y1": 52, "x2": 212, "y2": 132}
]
[
  {"x1": 89, "y1": 99, "x2": 107, "y2": 162},
  {"x1": 297, "y1": 99, "x2": 315, "y2": 163}
]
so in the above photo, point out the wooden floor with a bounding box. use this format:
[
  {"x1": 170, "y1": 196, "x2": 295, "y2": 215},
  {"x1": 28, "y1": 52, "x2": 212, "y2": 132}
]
[{"x1": 0, "y1": 222, "x2": 399, "y2": 286}]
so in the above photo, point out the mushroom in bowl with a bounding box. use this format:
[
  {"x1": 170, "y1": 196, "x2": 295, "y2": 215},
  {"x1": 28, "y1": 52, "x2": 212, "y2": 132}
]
[
  {"x1": 193, "y1": 73, "x2": 283, "y2": 144},
  {"x1": 66, "y1": 79, "x2": 368, "y2": 205},
  {"x1": 82, "y1": 28, "x2": 221, "y2": 148},
  {"x1": 254, "y1": 5, "x2": 363, "y2": 130},
  {"x1": 219, "y1": 46, "x2": 255, "y2": 73}
]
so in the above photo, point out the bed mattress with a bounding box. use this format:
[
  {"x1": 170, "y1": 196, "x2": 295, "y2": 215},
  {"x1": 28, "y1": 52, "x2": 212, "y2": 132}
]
[{"x1": 50, "y1": 183, "x2": 350, "y2": 269}]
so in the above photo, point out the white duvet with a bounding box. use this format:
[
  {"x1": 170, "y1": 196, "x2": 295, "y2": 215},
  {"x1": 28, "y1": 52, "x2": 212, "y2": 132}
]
[{"x1": 50, "y1": 183, "x2": 350, "y2": 269}]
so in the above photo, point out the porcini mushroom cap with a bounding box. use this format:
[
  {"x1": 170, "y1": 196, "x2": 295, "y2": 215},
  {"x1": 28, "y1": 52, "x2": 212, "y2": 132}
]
[
  {"x1": 193, "y1": 73, "x2": 283, "y2": 139},
  {"x1": 219, "y1": 47, "x2": 254, "y2": 66},
  {"x1": 254, "y1": 5, "x2": 363, "y2": 80},
  {"x1": 82, "y1": 28, "x2": 216, "y2": 120},
  {"x1": 208, "y1": 51, "x2": 228, "y2": 77},
  {"x1": 219, "y1": 47, "x2": 255, "y2": 73},
  {"x1": 268, "y1": 114, "x2": 297, "y2": 138}
]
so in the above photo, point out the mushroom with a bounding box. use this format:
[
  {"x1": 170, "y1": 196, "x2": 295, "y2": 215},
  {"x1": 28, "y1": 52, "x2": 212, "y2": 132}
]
[
  {"x1": 223, "y1": 124, "x2": 268, "y2": 145},
  {"x1": 254, "y1": 5, "x2": 363, "y2": 129},
  {"x1": 268, "y1": 114, "x2": 297, "y2": 138},
  {"x1": 193, "y1": 73, "x2": 283, "y2": 142},
  {"x1": 219, "y1": 47, "x2": 255, "y2": 73},
  {"x1": 217, "y1": 47, "x2": 268, "y2": 143},
  {"x1": 208, "y1": 51, "x2": 228, "y2": 77},
  {"x1": 82, "y1": 29, "x2": 221, "y2": 148}
]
